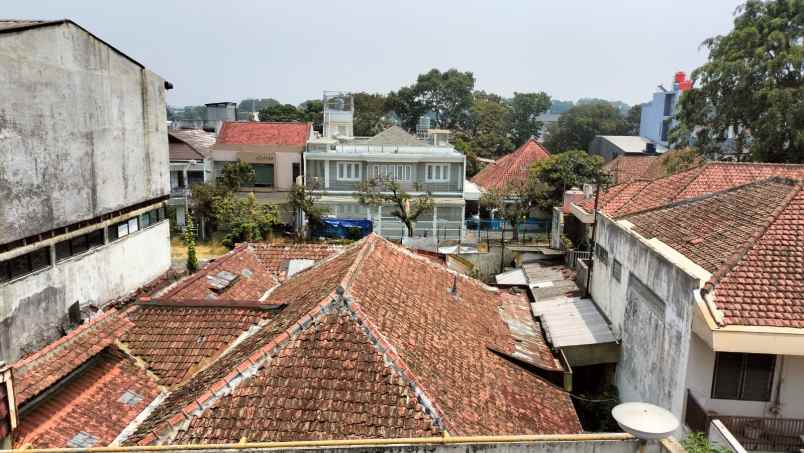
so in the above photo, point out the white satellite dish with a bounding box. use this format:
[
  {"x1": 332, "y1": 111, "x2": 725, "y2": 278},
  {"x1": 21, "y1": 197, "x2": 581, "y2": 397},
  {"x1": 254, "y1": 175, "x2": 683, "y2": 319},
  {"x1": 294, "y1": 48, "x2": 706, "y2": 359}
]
[{"x1": 612, "y1": 402, "x2": 679, "y2": 440}]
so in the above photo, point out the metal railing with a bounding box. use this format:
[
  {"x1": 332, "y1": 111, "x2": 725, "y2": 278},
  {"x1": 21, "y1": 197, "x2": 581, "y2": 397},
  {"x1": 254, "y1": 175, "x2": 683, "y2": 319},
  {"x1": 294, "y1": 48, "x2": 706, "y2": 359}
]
[
  {"x1": 684, "y1": 390, "x2": 710, "y2": 434},
  {"x1": 718, "y1": 415, "x2": 804, "y2": 452},
  {"x1": 565, "y1": 250, "x2": 591, "y2": 269}
]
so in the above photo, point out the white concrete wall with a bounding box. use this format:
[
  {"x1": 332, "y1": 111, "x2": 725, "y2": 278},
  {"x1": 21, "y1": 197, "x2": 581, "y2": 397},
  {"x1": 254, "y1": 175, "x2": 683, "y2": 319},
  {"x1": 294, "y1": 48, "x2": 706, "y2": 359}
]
[
  {"x1": 590, "y1": 215, "x2": 698, "y2": 427},
  {"x1": 0, "y1": 22, "x2": 169, "y2": 243},
  {"x1": 686, "y1": 333, "x2": 804, "y2": 419},
  {"x1": 0, "y1": 221, "x2": 170, "y2": 362}
]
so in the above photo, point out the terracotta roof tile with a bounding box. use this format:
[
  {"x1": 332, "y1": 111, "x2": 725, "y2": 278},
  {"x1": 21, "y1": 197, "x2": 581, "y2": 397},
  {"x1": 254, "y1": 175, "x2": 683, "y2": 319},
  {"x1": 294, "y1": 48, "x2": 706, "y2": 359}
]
[
  {"x1": 603, "y1": 155, "x2": 657, "y2": 184},
  {"x1": 251, "y1": 243, "x2": 343, "y2": 282},
  {"x1": 471, "y1": 139, "x2": 551, "y2": 190},
  {"x1": 14, "y1": 349, "x2": 161, "y2": 449},
  {"x1": 174, "y1": 312, "x2": 438, "y2": 444},
  {"x1": 121, "y1": 305, "x2": 271, "y2": 386},
  {"x1": 161, "y1": 245, "x2": 278, "y2": 301},
  {"x1": 12, "y1": 309, "x2": 134, "y2": 405},
  {"x1": 215, "y1": 122, "x2": 310, "y2": 146}
]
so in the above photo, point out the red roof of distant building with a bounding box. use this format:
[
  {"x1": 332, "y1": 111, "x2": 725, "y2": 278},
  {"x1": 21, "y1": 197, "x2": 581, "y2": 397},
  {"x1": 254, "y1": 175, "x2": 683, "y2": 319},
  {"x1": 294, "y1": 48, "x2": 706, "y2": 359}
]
[
  {"x1": 215, "y1": 122, "x2": 311, "y2": 146},
  {"x1": 623, "y1": 178, "x2": 804, "y2": 328},
  {"x1": 471, "y1": 139, "x2": 551, "y2": 190}
]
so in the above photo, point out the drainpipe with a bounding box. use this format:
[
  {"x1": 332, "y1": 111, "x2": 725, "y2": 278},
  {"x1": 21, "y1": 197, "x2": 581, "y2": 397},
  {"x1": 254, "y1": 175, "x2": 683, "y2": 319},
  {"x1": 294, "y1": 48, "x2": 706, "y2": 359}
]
[{"x1": 770, "y1": 356, "x2": 785, "y2": 416}]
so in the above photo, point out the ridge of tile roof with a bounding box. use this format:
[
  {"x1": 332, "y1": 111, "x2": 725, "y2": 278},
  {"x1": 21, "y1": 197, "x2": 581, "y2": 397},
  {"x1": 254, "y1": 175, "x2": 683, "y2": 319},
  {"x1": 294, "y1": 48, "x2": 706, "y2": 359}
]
[
  {"x1": 471, "y1": 139, "x2": 551, "y2": 190},
  {"x1": 124, "y1": 235, "x2": 579, "y2": 445},
  {"x1": 623, "y1": 177, "x2": 804, "y2": 328},
  {"x1": 215, "y1": 122, "x2": 311, "y2": 146},
  {"x1": 12, "y1": 308, "x2": 135, "y2": 405},
  {"x1": 250, "y1": 243, "x2": 344, "y2": 282},
  {"x1": 362, "y1": 126, "x2": 426, "y2": 146}
]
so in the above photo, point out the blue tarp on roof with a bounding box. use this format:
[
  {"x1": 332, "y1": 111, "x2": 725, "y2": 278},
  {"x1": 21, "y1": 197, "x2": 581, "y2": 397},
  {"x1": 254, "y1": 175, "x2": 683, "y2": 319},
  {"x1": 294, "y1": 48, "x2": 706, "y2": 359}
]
[{"x1": 314, "y1": 218, "x2": 373, "y2": 239}]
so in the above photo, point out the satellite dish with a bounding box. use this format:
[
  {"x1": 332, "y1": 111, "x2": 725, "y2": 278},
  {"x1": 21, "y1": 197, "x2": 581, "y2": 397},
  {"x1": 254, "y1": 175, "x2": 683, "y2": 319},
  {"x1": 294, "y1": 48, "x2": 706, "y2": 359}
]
[{"x1": 611, "y1": 402, "x2": 679, "y2": 440}]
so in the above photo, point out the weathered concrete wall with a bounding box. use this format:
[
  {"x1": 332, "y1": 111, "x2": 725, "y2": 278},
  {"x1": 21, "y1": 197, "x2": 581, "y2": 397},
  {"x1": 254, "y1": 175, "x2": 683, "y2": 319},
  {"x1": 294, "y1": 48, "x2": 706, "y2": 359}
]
[
  {"x1": 125, "y1": 440, "x2": 652, "y2": 453},
  {"x1": 0, "y1": 221, "x2": 170, "y2": 362},
  {"x1": 0, "y1": 22, "x2": 169, "y2": 243},
  {"x1": 589, "y1": 215, "x2": 698, "y2": 427}
]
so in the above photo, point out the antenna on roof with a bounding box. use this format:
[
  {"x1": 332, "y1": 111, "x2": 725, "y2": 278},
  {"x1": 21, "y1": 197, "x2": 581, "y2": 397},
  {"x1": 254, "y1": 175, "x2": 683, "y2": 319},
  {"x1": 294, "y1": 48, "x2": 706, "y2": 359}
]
[{"x1": 448, "y1": 274, "x2": 458, "y2": 297}]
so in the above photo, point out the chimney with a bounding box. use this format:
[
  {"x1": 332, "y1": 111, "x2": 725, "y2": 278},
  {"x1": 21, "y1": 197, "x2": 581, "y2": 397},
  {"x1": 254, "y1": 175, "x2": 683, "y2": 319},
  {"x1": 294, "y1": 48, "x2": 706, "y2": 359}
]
[{"x1": 0, "y1": 363, "x2": 18, "y2": 449}]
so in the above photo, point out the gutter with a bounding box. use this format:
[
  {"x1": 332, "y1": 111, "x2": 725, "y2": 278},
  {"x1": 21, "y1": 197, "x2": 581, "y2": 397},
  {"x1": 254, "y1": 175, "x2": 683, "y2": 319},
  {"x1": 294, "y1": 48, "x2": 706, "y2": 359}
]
[{"x1": 5, "y1": 433, "x2": 635, "y2": 453}]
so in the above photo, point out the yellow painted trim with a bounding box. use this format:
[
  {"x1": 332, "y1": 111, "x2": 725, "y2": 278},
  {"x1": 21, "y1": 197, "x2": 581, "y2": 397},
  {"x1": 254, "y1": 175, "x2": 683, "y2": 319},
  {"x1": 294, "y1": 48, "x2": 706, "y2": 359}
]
[{"x1": 4, "y1": 434, "x2": 636, "y2": 453}]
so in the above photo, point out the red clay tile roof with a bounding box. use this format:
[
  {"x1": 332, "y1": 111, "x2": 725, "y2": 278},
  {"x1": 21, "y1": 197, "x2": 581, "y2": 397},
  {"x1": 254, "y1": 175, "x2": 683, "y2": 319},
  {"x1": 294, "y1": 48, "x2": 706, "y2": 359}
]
[
  {"x1": 215, "y1": 122, "x2": 311, "y2": 146},
  {"x1": 603, "y1": 155, "x2": 658, "y2": 185},
  {"x1": 161, "y1": 245, "x2": 278, "y2": 301},
  {"x1": 121, "y1": 304, "x2": 272, "y2": 386},
  {"x1": 471, "y1": 139, "x2": 551, "y2": 190},
  {"x1": 575, "y1": 162, "x2": 804, "y2": 219},
  {"x1": 14, "y1": 349, "x2": 161, "y2": 449},
  {"x1": 623, "y1": 178, "x2": 804, "y2": 328},
  {"x1": 174, "y1": 312, "x2": 438, "y2": 443},
  {"x1": 251, "y1": 243, "x2": 343, "y2": 282},
  {"x1": 12, "y1": 309, "x2": 134, "y2": 405},
  {"x1": 125, "y1": 236, "x2": 578, "y2": 445}
]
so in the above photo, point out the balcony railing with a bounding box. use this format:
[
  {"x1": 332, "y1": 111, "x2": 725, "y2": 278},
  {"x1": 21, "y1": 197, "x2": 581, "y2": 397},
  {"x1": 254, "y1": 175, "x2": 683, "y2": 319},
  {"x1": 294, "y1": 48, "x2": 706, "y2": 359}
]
[{"x1": 685, "y1": 390, "x2": 804, "y2": 452}]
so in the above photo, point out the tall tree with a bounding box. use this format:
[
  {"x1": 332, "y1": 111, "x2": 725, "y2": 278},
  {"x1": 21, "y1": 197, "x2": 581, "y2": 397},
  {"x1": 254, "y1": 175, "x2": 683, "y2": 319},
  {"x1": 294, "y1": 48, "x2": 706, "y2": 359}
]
[
  {"x1": 543, "y1": 102, "x2": 629, "y2": 153},
  {"x1": 213, "y1": 193, "x2": 278, "y2": 248},
  {"x1": 220, "y1": 160, "x2": 256, "y2": 192},
  {"x1": 357, "y1": 178, "x2": 433, "y2": 238},
  {"x1": 529, "y1": 150, "x2": 608, "y2": 210},
  {"x1": 625, "y1": 104, "x2": 642, "y2": 135},
  {"x1": 353, "y1": 92, "x2": 390, "y2": 136},
  {"x1": 511, "y1": 92, "x2": 552, "y2": 145},
  {"x1": 673, "y1": 0, "x2": 803, "y2": 162},
  {"x1": 287, "y1": 178, "x2": 328, "y2": 238},
  {"x1": 239, "y1": 98, "x2": 279, "y2": 113},
  {"x1": 299, "y1": 99, "x2": 324, "y2": 132},
  {"x1": 480, "y1": 179, "x2": 540, "y2": 241},
  {"x1": 412, "y1": 69, "x2": 476, "y2": 129},
  {"x1": 386, "y1": 86, "x2": 424, "y2": 131},
  {"x1": 258, "y1": 104, "x2": 304, "y2": 122},
  {"x1": 184, "y1": 214, "x2": 199, "y2": 273},
  {"x1": 465, "y1": 92, "x2": 514, "y2": 158}
]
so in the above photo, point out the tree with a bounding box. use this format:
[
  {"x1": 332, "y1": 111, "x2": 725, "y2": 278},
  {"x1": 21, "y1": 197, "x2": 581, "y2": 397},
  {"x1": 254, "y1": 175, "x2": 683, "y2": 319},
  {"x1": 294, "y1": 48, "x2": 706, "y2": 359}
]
[
  {"x1": 299, "y1": 99, "x2": 323, "y2": 132},
  {"x1": 464, "y1": 92, "x2": 514, "y2": 158},
  {"x1": 412, "y1": 68, "x2": 476, "y2": 129},
  {"x1": 625, "y1": 104, "x2": 642, "y2": 135},
  {"x1": 353, "y1": 92, "x2": 390, "y2": 136},
  {"x1": 543, "y1": 102, "x2": 629, "y2": 153},
  {"x1": 386, "y1": 86, "x2": 425, "y2": 131},
  {"x1": 287, "y1": 178, "x2": 328, "y2": 238},
  {"x1": 673, "y1": 0, "x2": 803, "y2": 162},
  {"x1": 213, "y1": 192, "x2": 278, "y2": 248},
  {"x1": 220, "y1": 160, "x2": 256, "y2": 192},
  {"x1": 480, "y1": 179, "x2": 540, "y2": 241},
  {"x1": 550, "y1": 100, "x2": 575, "y2": 114},
  {"x1": 239, "y1": 98, "x2": 279, "y2": 113},
  {"x1": 682, "y1": 432, "x2": 730, "y2": 453},
  {"x1": 357, "y1": 178, "x2": 433, "y2": 238},
  {"x1": 530, "y1": 150, "x2": 608, "y2": 210},
  {"x1": 258, "y1": 103, "x2": 304, "y2": 122},
  {"x1": 184, "y1": 214, "x2": 199, "y2": 273},
  {"x1": 452, "y1": 136, "x2": 482, "y2": 177},
  {"x1": 511, "y1": 92, "x2": 552, "y2": 145}
]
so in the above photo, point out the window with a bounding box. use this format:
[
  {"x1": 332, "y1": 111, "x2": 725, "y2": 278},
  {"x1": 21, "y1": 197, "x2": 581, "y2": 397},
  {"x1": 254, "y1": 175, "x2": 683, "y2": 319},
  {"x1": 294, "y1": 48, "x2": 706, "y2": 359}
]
[
  {"x1": 425, "y1": 164, "x2": 450, "y2": 182},
  {"x1": 0, "y1": 247, "x2": 51, "y2": 283},
  {"x1": 55, "y1": 228, "x2": 105, "y2": 262},
  {"x1": 108, "y1": 207, "x2": 165, "y2": 241},
  {"x1": 595, "y1": 244, "x2": 609, "y2": 266},
  {"x1": 337, "y1": 162, "x2": 361, "y2": 181},
  {"x1": 252, "y1": 164, "x2": 274, "y2": 187},
  {"x1": 372, "y1": 164, "x2": 411, "y2": 181},
  {"x1": 712, "y1": 352, "x2": 775, "y2": 401},
  {"x1": 612, "y1": 259, "x2": 622, "y2": 282}
]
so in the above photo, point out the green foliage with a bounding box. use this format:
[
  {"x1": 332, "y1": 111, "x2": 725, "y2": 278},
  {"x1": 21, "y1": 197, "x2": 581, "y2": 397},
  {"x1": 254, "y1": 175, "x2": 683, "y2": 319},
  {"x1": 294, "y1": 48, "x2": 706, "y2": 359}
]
[
  {"x1": 544, "y1": 102, "x2": 629, "y2": 153},
  {"x1": 529, "y1": 150, "x2": 608, "y2": 210},
  {"x1": 465, "y1": 92, "x2": 514, "y2": 158},
  {"x1": 213, "y1": 192, "x2": 278, "y2": 248},
  {"x1": 190, "y1": 182, "x2": 228, "y2": 233},
  {"x1": 258, "y1": 103, "x2": 304, "y2": 122},
  {"x1": 299, "y1": 99, "x2": 323, "y2": 132},
  {"x1": 353, "y1": 92, "x2": 391, "y2": 136},
  {"x1": 386, "y1": 86, "x2": 425, "y2": 131},
  {"x1": 357, "y1": 178, "x2": 433, "y2": 237},
  {"x1": 220, "y1": 160, "x2": 256, "y2": 192},
  {"x1": 662, "y1": 147, "x2": 701, "y2": 175},
  {"x1": 238, "y1": 98, "x2": 279, "y2": 113},
  {"x1": 511, "y1": 92, "x2": 552, "y2": 145},
  {"x1": 550, "y1": 99, "x2": 575, "y2": 114},
  {"x1": 480, "y1": 179, "x2": 540, "y2": 241},
  {"x1": 407, "y1": 68, "x2": 476, "y2": 130},
  {"x1": 184, "y1": 214, "x2": 199, "y2": 273},
  {"x1": 625, "y1": 104, "x2": 642, "y2": 135},
  {"x1": 673, "y1": 0, "x2": 803, "y2": 162},
  {"x1": 287, "y1": 179, "x2": 328, "y2": 238},
  {"x1": 452, "y1": 136, "x2": 482, "y2": 177},
  {"x1": 682, "y1": 432, "x2": 731, "y2": 453}
]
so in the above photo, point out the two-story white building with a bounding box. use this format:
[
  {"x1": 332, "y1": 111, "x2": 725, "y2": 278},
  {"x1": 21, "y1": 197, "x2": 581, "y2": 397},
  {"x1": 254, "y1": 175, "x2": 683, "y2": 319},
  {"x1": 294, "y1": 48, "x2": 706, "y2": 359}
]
[{"x1": 304, "y1": 92, "x2": 467, "y2": 241}]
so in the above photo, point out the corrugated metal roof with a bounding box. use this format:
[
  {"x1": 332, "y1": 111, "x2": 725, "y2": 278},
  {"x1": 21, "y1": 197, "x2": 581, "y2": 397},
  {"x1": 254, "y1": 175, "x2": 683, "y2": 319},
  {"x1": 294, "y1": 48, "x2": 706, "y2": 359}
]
[
  {"x1": 531, "y1": 297, "x2": 616, "y2": 347},
  {"x1": 494, "y1": 268, "x2": 527, "y2": 286}
]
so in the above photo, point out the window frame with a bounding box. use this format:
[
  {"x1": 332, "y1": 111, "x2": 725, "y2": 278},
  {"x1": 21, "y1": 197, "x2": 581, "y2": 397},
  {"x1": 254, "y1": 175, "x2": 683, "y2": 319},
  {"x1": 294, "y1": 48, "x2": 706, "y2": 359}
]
[
  {"x1": 337, "y1": 162, "x2": 362, "y2": 182},
  {"x1": 0, "y1": 246, "x2": 51, "y2": 283},
  {"x1": 711, "y1": 352, "x2": 776, "y2": 402},
  {"x1": 425, "y1": 163, "x2": 450, "y2": 183},
  {"x1": 612, "y1": 259, "x2": 622, "y2": 282},
  {"x1": 372, "y1": 164, "x2": 412, "y2": 182}
]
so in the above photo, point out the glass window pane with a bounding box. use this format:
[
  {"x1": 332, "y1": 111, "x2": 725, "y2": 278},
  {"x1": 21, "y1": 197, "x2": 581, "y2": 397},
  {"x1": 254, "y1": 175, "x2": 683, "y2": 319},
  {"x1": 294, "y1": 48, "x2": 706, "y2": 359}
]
[
  {"x1": 70, "y1": 235, "x2": 88, "y2": 255},
  {"x1": 712, "y1": 352, "x2": 742, "y2": 399},
  {"x1": 741, "y1": 354, "x2": 775, "y2": 401},
  {"x1": 88, "y1": 229, "x2": 105, "y2": 248},
  {"x1": 128, "y1": 218, "x2": 139, "y2": 234},
  {"x1": 254, "y1": 164, "x2": 274, "y2": 187},
  {"x1": 117, "y1": 222, "x2": 130, "y2": 238},
  {"x1": 56, "y1": 240, "x2": 71, "y2": 261},
  {"x1": 0, "y1": 261, "x2": 9, "y2": 283},
  {"x1": 141, "y1": 212, "x2": 151, "y2": 228},
  {"x1": 427, "y1": 166, "x2": 432, "y2": 179},
  {"x1": 30, "y1": 248, "x2": 50, "y2": 271},
  {"x1": 9, "y1": 254, "x2": 30, "y2": 279}
]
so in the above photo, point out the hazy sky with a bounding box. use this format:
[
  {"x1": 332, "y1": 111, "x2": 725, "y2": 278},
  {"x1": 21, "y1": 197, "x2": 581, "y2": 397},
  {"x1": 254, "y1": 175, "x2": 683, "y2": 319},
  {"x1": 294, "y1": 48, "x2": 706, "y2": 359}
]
[{"x1": 6, "y1": 0, "x2": 743, "y2": 107}]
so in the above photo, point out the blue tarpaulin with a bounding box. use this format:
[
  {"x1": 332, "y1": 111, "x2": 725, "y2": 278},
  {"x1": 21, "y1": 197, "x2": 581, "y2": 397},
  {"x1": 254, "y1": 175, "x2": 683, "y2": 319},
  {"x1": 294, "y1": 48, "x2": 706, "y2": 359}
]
[{"x1": 314, "y1": 218, "x2": 373, "y2": 239}]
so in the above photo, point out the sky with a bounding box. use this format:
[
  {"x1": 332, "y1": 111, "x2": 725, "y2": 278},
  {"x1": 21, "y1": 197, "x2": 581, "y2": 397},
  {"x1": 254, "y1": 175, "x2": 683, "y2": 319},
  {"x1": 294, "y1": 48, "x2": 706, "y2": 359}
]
[{"x1": 6, "y1": 0, "x2": 744, "y2": 108}]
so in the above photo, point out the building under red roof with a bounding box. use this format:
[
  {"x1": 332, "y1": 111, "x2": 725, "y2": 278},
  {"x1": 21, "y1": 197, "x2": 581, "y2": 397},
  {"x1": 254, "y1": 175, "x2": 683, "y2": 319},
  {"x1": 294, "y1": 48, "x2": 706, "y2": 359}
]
[
  {"x1": 10, "y1": 237, "x2": 579, "y2": 448},
  {"x1": 471, "y1": 139, "x2": 551, "y2": 190},
  {"x1": 215, "y1": 122, "x2": 311, "y2": 146}
]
